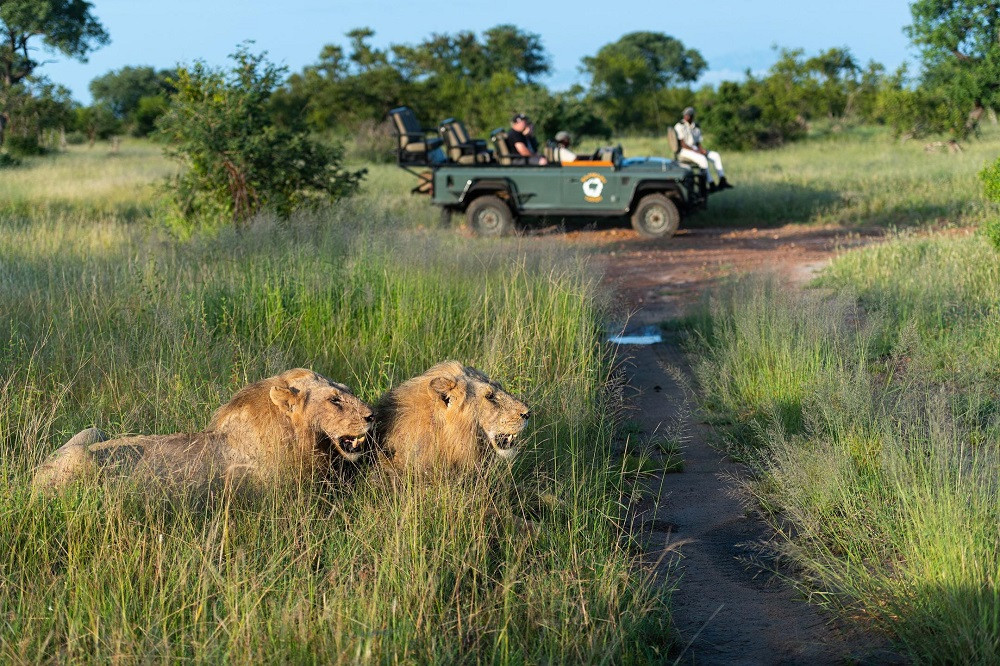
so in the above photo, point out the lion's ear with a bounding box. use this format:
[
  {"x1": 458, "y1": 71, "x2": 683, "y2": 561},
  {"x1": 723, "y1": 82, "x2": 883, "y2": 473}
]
[
  {"x1": 270, "y1": 385, "x2": 302, "y2": 414},
  {"x1": 429, "y1": 376, "x2": 458, "y2": 406}
]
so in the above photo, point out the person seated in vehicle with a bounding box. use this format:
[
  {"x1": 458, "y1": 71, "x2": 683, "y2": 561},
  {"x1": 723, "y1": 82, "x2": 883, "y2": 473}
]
[
  {"x1": 552, "y1": 131, "x2": 578, "y2": 163},
  {"x1": 674, "y1": 106, "x2": 732, "y2": 190},
  {"x1": 506, "y1": 113, "x2": 548, "y2": 165}
]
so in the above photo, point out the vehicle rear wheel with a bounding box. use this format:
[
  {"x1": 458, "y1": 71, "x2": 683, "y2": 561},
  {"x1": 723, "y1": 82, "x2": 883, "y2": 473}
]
[
  {"x1": 466, "y1": 195, "x2": 516, "y2": 237},
  {"x1": 631, "y1": 193, "x2": 680, "y2": 239}
]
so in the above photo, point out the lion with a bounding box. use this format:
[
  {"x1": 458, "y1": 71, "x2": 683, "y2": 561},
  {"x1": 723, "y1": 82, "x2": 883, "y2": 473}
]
[
  {"x1": 374, "y1": 361, "x2": 530, "y2": 472},
  {"x1": 31, "y1": 368, "x2": 373, "y2": 495}
]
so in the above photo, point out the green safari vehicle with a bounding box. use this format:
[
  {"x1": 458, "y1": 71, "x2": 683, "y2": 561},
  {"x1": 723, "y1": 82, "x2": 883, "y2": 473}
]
[{"x1": 389, "y1": 106, "x2": 712, "y2": 238}]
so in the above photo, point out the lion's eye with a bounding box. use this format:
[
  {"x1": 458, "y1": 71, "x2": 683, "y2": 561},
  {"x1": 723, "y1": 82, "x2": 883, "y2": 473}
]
[
  {"x1": 485, "y1": 391, "x2": 495, "y2": 401},
  {"x1": 329, "y1": 396, "x2": 342, "y2": 406}
]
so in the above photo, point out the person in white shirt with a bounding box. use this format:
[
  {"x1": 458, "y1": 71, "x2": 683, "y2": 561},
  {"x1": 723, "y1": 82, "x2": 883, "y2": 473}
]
[
  {"x1": 673, "y1": 106, "x2": 731, "y2": 190},
  {"x1": 553, "y1": 131, "x2": 578, "y2": 163}
]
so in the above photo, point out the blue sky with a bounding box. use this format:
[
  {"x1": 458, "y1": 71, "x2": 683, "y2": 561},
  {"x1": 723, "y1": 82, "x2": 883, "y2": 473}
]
[{"x1": 43, "y1": 1, "x2": 917, "y2": 103}]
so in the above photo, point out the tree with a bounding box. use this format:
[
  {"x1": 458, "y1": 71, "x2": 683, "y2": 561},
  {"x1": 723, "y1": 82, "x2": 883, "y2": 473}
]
[
  {"x1": 89, "y1": 66, "x2": 173, "y2": 119},
  {"x1": 582, "y1": 32, "x2": 706, "y2": 132},
  {"x1": 73, "y1": 103, "x2": 118, "y2": 145},
  {"x1": 157, "y1": 46, "x2": 366, "y2": 226},
  {"x1": 0, "y1": 0, "x2": 108, "y2": 144},
  {"x1": 3, "y1": 77, "x2": 74, "y2": 154},
  {"x1": 905, "y1": 0, "x2": 1000, "y2": 137}
]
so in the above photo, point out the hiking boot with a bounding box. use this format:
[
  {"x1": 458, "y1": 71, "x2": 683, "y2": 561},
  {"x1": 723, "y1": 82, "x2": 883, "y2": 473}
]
[
  {"x1": 718, "y1": 177, "x2": 733, "y2": 190},
  {"x1": 708, "y1": 182, "x2": 718, "y2": 193}
]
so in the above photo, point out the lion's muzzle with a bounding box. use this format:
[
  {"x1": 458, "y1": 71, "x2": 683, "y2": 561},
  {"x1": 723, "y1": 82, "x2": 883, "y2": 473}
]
[{"x1": 334, "y1": 434, "x2": 367, "y2": 462}]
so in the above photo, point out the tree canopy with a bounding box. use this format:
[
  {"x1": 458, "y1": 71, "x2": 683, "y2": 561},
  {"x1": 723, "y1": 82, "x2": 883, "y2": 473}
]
[
  {"x1": 0, "y1": 0, "x2": 107, "y2": 144},
  {"x1": 0, "y1": 0, "x2": 108, "y2": 88},
  {"x1": 89, "y1": 66, "x2": 173, "y2": 119},
  {"x1": 905, "y1": 0, "x2": 1000, "y2": 135},
  {"x1": 582, "y1": 32, "x2": 706, "y2": 132}
]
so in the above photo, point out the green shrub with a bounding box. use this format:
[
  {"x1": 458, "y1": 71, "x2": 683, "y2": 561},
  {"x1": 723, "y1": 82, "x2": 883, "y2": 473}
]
[
  {"x1": 4, "y1": 134, "x2": 46, "y2": 156},
  {"x1": 157, "y1": 46, "x2": 366, "y2": 226},
  {"x1": 0, "y1": 152, "x2": 22, "y2": 168},
  {"x1": 979, "y1": 157, "x2": 1000, "y2": 249}
]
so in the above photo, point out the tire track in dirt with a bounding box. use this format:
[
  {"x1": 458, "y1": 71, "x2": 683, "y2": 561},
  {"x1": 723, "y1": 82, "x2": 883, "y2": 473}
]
[{"x1": 587, "y1": 224, "x2": 901, "y2": 664}]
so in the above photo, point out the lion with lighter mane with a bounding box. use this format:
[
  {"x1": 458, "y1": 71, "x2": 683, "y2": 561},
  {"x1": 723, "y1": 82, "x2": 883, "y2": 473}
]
[
  {"x1": 32, "y1": 368, "x2": 373, "y2": 495},
  {"x1": 374, "y1": 361, "x2": 530, "y2": 472}
]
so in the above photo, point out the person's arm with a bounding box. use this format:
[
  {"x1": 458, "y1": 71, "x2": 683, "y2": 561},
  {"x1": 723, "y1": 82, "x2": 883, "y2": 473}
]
[{"x1": 513, "y1": 141, "x2": 533, "y2": 157}]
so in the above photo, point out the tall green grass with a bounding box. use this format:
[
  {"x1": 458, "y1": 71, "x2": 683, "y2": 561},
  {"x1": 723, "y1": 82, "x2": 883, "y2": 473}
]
[
  {"x1": 0, "y1": 148, "x2": 671, "y2": 662},
  {"x1": 689, "y1": 230, "x2": 1000, "y2": 662}
]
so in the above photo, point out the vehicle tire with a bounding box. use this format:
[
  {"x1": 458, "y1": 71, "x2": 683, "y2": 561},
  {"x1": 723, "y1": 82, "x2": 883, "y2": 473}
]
[
  {"x1": 631, "y1": 193, "x2": 680, "y2": 239},
  {"x1": 466, "y1": 195, "x2": 516, "y2": 237}
]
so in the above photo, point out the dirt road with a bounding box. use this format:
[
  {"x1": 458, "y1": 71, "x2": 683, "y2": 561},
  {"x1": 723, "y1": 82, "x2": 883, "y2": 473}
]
[{"x1": 585, "y1": 223, "x2": 899, "y2": 664}]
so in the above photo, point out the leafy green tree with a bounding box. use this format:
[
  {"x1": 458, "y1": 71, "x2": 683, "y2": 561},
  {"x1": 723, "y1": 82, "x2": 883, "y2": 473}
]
[
  {"x1": 131, "y1": 93, "x2": 169, "y2": 137},
  {"x1": 906, "y1": 0, "x2": 1000, "y2": 137},
  {"x1": 872, "y1": 64, "x2": 953, "y2": 137},
  {"x1": 72, "y1": 102, "x2": 119, "y2": 145},
  {"x1": 3, "y1": 77, "x2": 74, "y2": 154},
  {"x1": 89, "y1": 65, "x2": 174, "y2": 134},
  {"x1": 275, "y1": 25, "x2": 553, "y2": 143},
  {"x1": 0, "y1": 0, "x2": 108, "y2": 144},
  {"x1": 582, "y1": 32, "x2": 706, "y2": 132},
  {"x1": 157, "y1": 46, "x2": 365, "y2": 226}
]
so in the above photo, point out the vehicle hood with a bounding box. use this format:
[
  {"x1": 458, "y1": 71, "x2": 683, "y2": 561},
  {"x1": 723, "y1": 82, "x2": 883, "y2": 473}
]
[{"x1": 619, "y1": 157, "x2": 689, "y2": 175}]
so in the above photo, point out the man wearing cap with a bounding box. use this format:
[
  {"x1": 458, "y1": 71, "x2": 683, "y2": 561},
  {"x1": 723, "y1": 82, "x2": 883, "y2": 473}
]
[
  {"x1": 553, "y1": 131, "x2": 578, "y2": 163},
  {"x1": 507, "y1": 113, "x2": 547, "y2": 165},
  {"x1": 674, "y1": 106, "x2": 731, "y2": 190}
]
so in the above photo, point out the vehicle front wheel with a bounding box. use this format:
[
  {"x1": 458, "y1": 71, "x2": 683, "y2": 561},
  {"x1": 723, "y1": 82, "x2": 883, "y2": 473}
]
[
  {"x1": 631, "y1": 193, "x2": 680, "y2": 239},
  {"x1": 466, "y1": 196, "x2": 516, "y2": 237}
]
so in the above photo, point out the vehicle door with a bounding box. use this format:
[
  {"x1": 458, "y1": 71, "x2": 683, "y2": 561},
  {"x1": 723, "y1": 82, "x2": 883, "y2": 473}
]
[{"x1": 560, "y1": 164, "x2": 623, "y2": 213}]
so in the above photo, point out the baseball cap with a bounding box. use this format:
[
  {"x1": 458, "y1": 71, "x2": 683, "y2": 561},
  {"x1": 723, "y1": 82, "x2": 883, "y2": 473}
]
[
  {"x1": 511, "y1": 112, "x2": 529, "y2": 123},
  {"x1": 554, "y1": 131, "x2": 571, "y2": 143},
  {"x1": 683, "y1": 106, "x2": 695, "y2": 117}
]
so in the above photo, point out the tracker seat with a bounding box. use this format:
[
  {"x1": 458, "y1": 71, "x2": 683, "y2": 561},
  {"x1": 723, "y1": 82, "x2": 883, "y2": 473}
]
[
  {"x1": 389, "y1": 106, "x2": 444, "y2": 165},
  {"x1": 439, "y1": 118, "x2": 491, "y2": 164}
]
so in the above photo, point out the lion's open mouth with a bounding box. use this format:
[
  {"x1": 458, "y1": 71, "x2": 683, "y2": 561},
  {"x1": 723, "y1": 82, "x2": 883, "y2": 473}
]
[
  {"x1": 333, "y1": 434, "x2": 366, "y2": 462},
  {"x1": 486, "y1": 431, "x2": 520, "y2": 460}
]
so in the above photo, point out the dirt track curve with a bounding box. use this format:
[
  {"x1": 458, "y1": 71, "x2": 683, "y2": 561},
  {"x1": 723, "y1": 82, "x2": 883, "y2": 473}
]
[{"x1": 584, "y1": 223, "x2": 902, "y2": 664}]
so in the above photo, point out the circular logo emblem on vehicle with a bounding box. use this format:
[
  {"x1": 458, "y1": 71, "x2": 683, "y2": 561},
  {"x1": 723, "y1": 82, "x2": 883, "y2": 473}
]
[{"x1": 580, "y1": 172, "x2": 607, "y2": 202}]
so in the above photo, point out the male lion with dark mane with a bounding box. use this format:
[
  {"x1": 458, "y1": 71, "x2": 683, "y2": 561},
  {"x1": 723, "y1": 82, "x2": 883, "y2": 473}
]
[
  {"x1": 374, "y1": 361, "x2": 529, "y2": 472},
  {"x1": 31, "y1": 369, "x2": 373, "y2": 494}
]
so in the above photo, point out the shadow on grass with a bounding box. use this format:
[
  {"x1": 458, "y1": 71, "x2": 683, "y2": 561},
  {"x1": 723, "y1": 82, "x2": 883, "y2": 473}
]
[{"x1": 691, "y1": 182, "x2": 841, "y2": 228}]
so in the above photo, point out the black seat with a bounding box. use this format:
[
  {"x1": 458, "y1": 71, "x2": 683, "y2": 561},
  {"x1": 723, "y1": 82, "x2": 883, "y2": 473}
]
[
  {"x1": 439, "y1": 118, "x2": 491, "y2": 164},
  {"x1": 389, "y1": 106, "x2": 444, "y2": 165}
]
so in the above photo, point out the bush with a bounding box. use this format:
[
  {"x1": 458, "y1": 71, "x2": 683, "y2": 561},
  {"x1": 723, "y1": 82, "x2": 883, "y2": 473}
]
[
  {"x1": 0, "y1": 152, "x2": 22, "y2": 168},
  {"x1": 979, "y1": 157, "x2": 1000, "y2": 249},
  {"x1": 157, "y1": 46, "x2": 366, "y2": 226},
  {"x1": 4, "y1": 134, "x2": 47, "y2": 157}
]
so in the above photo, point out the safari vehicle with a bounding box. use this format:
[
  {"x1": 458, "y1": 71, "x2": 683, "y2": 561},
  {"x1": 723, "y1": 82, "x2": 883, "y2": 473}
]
[{"x1": 389, "y1": 106, "x2": 712, "y2": 238}]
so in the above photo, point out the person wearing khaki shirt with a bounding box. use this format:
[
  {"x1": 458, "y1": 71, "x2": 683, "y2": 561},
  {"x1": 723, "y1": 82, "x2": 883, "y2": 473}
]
[{"x1": 674, "y1": 106, "x2": 731, "y2": 190}]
